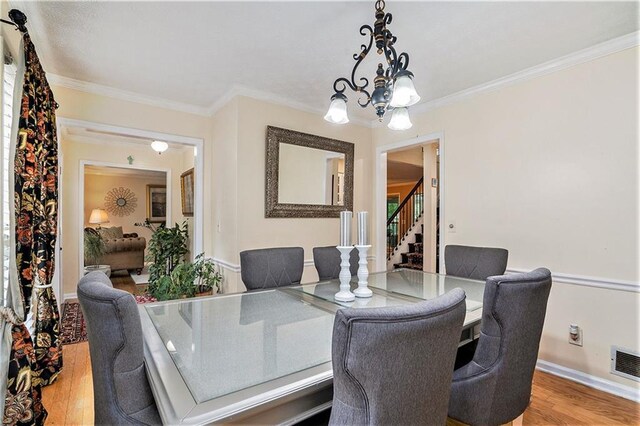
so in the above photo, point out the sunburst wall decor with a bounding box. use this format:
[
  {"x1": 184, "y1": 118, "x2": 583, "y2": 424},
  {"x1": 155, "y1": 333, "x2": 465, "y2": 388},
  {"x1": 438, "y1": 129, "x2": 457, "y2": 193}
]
[{"x1": 104, "y1": 187, "x2": 137, "y2": 217}]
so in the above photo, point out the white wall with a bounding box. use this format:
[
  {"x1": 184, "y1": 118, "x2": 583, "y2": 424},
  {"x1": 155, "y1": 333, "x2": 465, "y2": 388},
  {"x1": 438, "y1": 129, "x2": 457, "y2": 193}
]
[{"x1": 373, "y1": 46, "x2": 639, "y2": 388}]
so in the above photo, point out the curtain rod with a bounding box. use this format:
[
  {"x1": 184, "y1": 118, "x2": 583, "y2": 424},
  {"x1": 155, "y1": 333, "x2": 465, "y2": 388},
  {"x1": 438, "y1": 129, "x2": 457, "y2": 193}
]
[{"x1": 0, "y1": 9, "x2": 27, "y2": 33}]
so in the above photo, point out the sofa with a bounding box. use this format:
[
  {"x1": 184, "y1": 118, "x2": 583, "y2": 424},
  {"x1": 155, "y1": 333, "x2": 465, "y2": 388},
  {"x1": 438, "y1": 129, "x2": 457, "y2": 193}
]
[{"x1": 84, "y1": 226, "x2": 146, "y2": 274}]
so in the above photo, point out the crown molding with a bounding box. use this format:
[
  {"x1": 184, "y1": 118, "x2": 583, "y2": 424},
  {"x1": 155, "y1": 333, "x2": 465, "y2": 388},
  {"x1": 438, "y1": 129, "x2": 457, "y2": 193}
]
[
  {"x1": 46, "y1": 31, "x2": 638, "y2": 127},
  {"x1": 47, "y1": 74, "x2": 212, "y2": 116},
  {"x1": 206, "y1": 84, "x2": 374, "y2": 128},
  {"x1": 402, "y1": 31, "x2": 640, "y2": 122}
]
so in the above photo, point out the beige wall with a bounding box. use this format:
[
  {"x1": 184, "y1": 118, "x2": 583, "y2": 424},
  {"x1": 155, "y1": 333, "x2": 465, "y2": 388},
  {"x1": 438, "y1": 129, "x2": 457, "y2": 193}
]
[
  {"x1": 210, "y1": 96, "x2": 374, "y2": 291},
  {"x1": 278, "y1": 144, "x2": 332, "y2": 205},
  {"x1": 84, "y1": 172, "x2": 166, "y2": 249},
  {"x1": 373, "y1": 47, "x2": 639, "y2": 388}
]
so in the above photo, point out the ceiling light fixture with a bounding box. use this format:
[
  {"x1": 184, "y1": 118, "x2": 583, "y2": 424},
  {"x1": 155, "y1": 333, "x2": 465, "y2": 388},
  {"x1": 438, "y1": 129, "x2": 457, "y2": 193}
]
[
  {"x1": 151, "y1": 140, "x2": 168, "y2": 154},
  {"x1": 325, "y1": 0, "x2": 420, "y2": 131}
]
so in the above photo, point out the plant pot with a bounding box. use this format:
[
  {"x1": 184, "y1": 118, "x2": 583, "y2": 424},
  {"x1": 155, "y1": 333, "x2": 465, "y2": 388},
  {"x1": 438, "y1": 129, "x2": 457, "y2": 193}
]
[
  {"x1": 84, "y1": 264, "x2": 111, "y2": 277},
  {"x1": 196, "y1": 290, "x2": 213, "y2": 298}
]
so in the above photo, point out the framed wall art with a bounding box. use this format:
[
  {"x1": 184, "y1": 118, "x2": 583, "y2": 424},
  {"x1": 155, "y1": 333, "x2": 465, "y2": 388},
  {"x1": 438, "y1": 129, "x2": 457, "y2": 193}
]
[
  {"x1": 181, "y1": 168, "x2": 194, "y2": 217},
  {"x1": 146, "y1": 184, "x2": 167, "y2": 223}
]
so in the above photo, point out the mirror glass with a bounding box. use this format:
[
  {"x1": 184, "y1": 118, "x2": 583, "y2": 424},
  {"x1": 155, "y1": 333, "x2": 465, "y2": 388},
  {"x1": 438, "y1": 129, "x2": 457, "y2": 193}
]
[{"x1": 277, "y1": 143, "x2": 345, "y2": 206}]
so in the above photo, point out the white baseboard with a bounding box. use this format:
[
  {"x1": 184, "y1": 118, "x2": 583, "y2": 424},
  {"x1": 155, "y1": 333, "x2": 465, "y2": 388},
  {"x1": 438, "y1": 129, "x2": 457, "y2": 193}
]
[
  {"x1": 63, "y1": 292, "x2": 77, "y2": 301},
  {"x1": 536, "y1": 359, "x2": 640, "y2": 402}
]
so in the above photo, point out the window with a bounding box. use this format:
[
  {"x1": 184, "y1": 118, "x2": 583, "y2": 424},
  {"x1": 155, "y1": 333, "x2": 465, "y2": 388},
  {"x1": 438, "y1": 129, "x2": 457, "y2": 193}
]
[{"x1": 1, "y1": 56, "x2": 16, "y2": 306}]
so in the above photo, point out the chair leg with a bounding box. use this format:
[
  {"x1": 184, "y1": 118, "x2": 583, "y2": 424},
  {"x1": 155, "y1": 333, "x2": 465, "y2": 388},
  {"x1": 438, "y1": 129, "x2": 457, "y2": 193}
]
[{"x1": 513, "y1": 413, "x2": 524, "y2": 426}]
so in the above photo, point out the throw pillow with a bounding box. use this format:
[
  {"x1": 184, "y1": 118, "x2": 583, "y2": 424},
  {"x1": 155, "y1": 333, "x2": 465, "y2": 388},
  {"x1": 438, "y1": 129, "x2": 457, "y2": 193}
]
[{"x1": 98, "y1": 226, "x2": 124, "y2": 240}]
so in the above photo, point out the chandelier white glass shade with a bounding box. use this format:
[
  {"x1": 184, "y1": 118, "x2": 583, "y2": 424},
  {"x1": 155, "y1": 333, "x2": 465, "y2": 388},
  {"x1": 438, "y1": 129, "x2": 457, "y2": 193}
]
[
  {"x1": 324, "y1": 0, "x2": 420, "y2": 130},
  {"x1": 323, "y1": 93, "x2": 349, "y2": 124},
  {"x1": 387, "y1": 107, "x2": 412, "y2": 130},
  {"x1": 389, "y1": 70, "x2": 421, "y2": 108},
  {"x1": 151, "y1": 140, "x2": 169, "y2": 154}
]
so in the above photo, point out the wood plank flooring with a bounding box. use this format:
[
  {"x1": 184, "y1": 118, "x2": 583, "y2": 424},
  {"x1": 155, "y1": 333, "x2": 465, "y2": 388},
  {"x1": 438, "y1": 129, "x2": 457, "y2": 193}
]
[
  {"x1": 109, "y1": 271, "x2": 147, "y2": 295},
  {"x1": 42, "y1": 342, "x2": 639, "y2": 425}
]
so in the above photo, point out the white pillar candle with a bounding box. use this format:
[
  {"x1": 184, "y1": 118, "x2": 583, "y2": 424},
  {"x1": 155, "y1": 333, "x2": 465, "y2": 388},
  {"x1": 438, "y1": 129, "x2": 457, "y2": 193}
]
[
  {"x1": 340, "y1": 211, "x2": 352, "y2": 246},
  {"x1": 357, "y1": 211, "x2": 368, "y2": 246}
]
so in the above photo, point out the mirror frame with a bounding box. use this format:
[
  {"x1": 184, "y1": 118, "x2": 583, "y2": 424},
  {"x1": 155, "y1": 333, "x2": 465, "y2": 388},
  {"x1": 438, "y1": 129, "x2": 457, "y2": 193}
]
[{"x1": 265, "y1": 126, "x2": 354, "y2": 218}]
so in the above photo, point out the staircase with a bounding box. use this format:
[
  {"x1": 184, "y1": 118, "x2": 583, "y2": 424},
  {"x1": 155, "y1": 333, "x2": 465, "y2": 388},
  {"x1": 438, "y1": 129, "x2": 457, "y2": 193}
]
[
  {"x1": 395, "y1": 224, "x2": 424, "y2": 270},
  {"x1": 387, "y1": 178, "x2": 424, "y2": 270}
]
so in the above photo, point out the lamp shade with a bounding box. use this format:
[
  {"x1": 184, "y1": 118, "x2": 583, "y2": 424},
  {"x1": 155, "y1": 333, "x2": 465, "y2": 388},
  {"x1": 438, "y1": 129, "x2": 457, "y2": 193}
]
[
  {"x1": 324, "y1": 94, "x2": 349, "y2": 124},
  {"x1": 89, "y1": 208, "x2": 110, "y2": 225},
  {"x1": 389, "y1": 73, "x2": 421, "y2": 108},
  {"x1": 387, "y1": 107, "x2": 413, "y2": 131},
  {"x1": 151, "y1": 140, "x2": 169, "y2": 153}
]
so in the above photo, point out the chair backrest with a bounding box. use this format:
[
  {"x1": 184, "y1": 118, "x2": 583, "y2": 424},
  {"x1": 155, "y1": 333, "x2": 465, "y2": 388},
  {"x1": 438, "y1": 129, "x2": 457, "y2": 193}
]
[
  {"x1": 449, "y1": 268, "x2": 552, "y2": 425},
  {"x1": 239, "y1": 247, "x2": 304, "y2": 290},
  {"x1": 312, "y1": 246, "x2": 358, "y2": 280},
  {"x1": 330, "y1": 288, "x2": 466, "y2": 426},
  {"x1": 445, "y1": 245, "x2": 508, "y2": 280},
  {"x1": 77, "y1": 272, "x2": 161, "y2": 425}
]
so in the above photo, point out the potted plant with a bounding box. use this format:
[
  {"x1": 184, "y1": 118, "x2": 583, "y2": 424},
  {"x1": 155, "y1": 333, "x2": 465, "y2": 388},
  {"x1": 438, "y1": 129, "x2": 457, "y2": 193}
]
[
  {"x1": 148, "y1": 254, "x2": 223, "y2": 301},
  {"x1": 193, "y1": 254, "x2": 223, "y2": 296},
  {"x1": 84, "y1": 228, "x2": 111, "y2": 276},
  {"x1": 142, "y1": 221, "x2": 223, "y2": 301}
]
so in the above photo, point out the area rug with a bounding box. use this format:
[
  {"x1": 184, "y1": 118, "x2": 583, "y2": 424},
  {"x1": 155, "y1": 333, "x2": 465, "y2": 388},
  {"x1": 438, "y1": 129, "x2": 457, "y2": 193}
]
[
  {"x1": 60, "y1": 302, "x2": 87, "y2": 345},
  {"x1": 60, "y1": 295, "x2": 158, "y2": 345}
]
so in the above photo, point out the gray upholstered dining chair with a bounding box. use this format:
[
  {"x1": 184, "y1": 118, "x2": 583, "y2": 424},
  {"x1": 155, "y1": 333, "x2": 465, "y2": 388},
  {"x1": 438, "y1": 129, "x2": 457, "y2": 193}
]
[
  {"x1": 448, "y1": 268, "x2": 552, "y2": 426},
  {"x1": 312, "y1": 246, "x2": 358, "y2": 280},
  {"x1": 240, "y1": 246, "x2": 304, "y2": 290},
  {"x1": 329, "y1": 288, "x2": 467, "y2": 425},
  {"x1": 77, "y1": 271, "x2": 161, "y2": 425},
  {"x1": 445, "y1": 245, "x2": 509, "y2": 280}
]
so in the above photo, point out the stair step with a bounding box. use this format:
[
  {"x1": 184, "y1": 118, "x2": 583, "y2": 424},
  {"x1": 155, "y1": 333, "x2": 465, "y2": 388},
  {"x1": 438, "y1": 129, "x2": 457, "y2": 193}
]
[
  {"x1": 394, "y1": 263, "x2": 423, "y2": 271},
  {"x1": 414, "y1": 233, "x2": 423, "y2": 243}
]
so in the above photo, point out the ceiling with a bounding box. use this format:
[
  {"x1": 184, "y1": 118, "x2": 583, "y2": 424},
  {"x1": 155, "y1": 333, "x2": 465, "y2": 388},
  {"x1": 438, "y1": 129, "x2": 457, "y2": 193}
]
[
  {"x1": 12, "y1": 1, "x2": 639, "y2": 120},
  {"x1": 63, "y1": 126, "x2": 194, "y2": 153}
]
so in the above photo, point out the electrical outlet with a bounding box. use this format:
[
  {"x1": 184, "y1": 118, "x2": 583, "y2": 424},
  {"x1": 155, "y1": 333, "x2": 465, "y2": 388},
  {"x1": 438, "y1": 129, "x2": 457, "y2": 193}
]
[{"x1": 569, "y1": 324, "x2": 583, "y2": 346}]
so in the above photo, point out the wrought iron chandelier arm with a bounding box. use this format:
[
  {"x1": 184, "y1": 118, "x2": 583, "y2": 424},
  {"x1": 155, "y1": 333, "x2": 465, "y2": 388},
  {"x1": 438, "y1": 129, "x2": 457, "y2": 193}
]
[
  {"x1": 382, "y1": 27, "x2": 409, "y2": 79},
  {"x1": 331, "y1": 24, "x2": 374, "y2": 107}
]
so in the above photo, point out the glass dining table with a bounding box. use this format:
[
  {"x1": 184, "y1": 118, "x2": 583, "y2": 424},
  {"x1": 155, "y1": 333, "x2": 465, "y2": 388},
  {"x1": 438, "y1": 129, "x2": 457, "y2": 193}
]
[{"x1": 139, "y1": 269, "x2": 485, "y2": 425}]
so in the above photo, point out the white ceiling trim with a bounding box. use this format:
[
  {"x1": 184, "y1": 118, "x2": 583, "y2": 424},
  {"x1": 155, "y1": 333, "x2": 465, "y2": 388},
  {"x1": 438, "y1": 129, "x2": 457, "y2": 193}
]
[
  {"x1": 404, "y1": 31, "x2": 640, "y2": 121},
  {"x1": 47, "y1": 31, "x2": 638, "y2": 127},
  {"x1": 47, "y1": 73, "x2": 211, "y2": 116}
]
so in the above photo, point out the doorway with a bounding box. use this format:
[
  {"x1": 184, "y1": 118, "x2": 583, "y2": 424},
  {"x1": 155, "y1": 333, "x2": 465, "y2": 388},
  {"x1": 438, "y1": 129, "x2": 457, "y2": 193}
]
[
  {"x1": 82, "y1": 164, "x2": 169, "y2": 293},
  {"x1": 375, "y1": 133, "x2": 444, "y2": 273},
  {"x1": 56, "y1": 118, "x2": 204, "y2": 301}
]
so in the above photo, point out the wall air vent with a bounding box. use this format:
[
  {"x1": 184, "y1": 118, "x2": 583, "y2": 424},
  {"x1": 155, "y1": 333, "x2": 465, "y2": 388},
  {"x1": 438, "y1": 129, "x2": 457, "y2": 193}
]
[{"x1": 611, "y1": 346, "x2": 640, "y2": 382}]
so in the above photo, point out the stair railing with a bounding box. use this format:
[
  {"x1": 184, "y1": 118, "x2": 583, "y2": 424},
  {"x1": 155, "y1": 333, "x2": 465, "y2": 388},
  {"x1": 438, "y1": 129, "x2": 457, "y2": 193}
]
[{"x1": 387, "y1": 177, "x2": 424, "y2": 259}]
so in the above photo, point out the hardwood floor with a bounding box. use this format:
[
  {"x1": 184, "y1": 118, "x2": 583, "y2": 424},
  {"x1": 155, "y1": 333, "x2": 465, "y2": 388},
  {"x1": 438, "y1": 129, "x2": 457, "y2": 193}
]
[
  {"x1": 109, "y1": 271, "x2": 147, "y2": 295},
  {"x1": 43, "y1": 342, "x2": 639, "y2": 425},
  {"x1": 41, "y1": 342, "x2": 93, "y2": 425}
]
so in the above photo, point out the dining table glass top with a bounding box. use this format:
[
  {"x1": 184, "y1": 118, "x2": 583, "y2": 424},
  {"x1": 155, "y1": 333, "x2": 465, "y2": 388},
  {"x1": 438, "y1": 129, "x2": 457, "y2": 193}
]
[
  {"x1": 141, "y1": 269, "x2": 485, "y2": 408},
  {"x1": 288, "y1": 269, "x2": 484, "y2": 312}
]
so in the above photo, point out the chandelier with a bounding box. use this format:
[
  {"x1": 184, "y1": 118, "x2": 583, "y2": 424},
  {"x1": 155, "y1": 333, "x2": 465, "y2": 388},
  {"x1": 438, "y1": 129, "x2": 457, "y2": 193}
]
[{"x1": 324, "y1": 0, "x2": 420, "y2": 130}]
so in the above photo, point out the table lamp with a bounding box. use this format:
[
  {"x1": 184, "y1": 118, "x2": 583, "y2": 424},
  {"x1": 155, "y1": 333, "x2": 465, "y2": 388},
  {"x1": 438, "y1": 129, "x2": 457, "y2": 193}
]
[{"x1": 89, "y1": 208, "x2": 110, "y2": 228}]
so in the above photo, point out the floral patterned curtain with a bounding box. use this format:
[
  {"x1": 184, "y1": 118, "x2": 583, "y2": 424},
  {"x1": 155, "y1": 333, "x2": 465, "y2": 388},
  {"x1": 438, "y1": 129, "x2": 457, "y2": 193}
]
[{"x1": 3, "y1": 32, "x2": 62, "y2": 425}]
